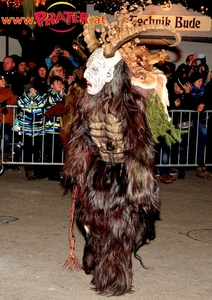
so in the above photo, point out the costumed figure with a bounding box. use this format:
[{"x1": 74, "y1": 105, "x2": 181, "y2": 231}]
[{"x1": 63, "y1": 10, "x2": 181, "y2": 296}]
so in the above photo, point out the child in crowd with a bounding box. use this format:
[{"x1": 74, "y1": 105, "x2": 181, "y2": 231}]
[
  {"x1": 17, "y1": 83, "x2": 47, "y2": 179},
  {"x1": 44, "y1": 75, "x2": 66, "y2": 181}
]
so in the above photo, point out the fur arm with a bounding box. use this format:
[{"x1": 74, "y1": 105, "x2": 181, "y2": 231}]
[{"x1": 45, "y1": 100, "x2": 66, "y2": 119}]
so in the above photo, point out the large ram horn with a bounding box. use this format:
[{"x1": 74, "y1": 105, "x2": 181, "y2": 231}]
[
  {"x1": 83, "y1": 21, "x2": 101, "y2": 53},
  {"x1": 103, "y1": 24, "x2": 181, "y2": 58}
]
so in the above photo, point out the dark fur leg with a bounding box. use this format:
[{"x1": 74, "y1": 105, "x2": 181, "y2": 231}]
[
  {"x1": 91, "y1": 246, "x2": 133, "y2": 296},
  {"x1": 79, "y1": 205, "x2": 138, "y2": 296},
  {"x1": 82, "y1": 242, "x2": 96, "y2": 274}
]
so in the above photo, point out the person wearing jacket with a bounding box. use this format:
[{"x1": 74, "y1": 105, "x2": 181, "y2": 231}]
[
  {"x1": 167, "y1": 75, "x2": 192, "y2": 180},
  {"x1": 189, "y1": 71, "x2": 212, "y2": 178},
  {"x1": 32, "y1": 62, "x2": 48, "y2": 96},
  {"x1": 44, "y1": 75, "x2": 66, "y2": 181},
  {"x1": 0, "y1": 74, "x2": 17, "y2": 161},
  {"x1": 17, "y1": 83, "x2": 47, "y2": 179},
  {"x1": 45, "y1": 46, "x2": 79, "y2": 70},
  {"x1": 2, "y1": 56, "x2": 28, "y2": 96}
]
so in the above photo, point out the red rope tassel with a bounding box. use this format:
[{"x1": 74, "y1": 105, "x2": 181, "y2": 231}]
[{"x1": 64, "y1": 185, "x2": 82, "y2": 271}]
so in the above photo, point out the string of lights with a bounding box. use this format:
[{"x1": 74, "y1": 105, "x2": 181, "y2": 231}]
[
  {"x1": 93, "y1": 0, "x2": 212, "y2": 18},
  {"x1": 0, "y1": 0, "x2": 211, "y2": 18}
]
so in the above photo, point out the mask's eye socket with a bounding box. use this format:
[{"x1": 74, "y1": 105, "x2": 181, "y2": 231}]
[{"x1": 91, "y1": 66, "x2": 98, "y2": 75}]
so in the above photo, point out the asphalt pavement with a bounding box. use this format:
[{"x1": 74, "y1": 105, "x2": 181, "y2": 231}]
[{"x1": 0, "y1": 167, "x2": 212, "y2": 300}]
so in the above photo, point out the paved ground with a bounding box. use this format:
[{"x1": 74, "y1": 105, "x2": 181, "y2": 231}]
[{"x1": 0, "y1": 166, "x2": 212, "y2": 300}]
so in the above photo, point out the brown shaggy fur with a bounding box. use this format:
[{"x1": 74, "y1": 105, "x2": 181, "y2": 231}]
[{"x1": 63, "y1": 60, "x2": 160, "y2": 296}]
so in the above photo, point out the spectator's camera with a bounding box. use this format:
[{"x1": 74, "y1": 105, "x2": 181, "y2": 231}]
[
  {"x1": 57, "y1": 50, "x2": 63, "y2": 55},
  {"x1": 197, "y1": 54, "x2": 205, "y2": 59}
]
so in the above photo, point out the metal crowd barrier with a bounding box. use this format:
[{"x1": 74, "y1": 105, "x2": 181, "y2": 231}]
[
  {"x1": 1, "y1": 106, "x2": 212, "y2": 175},
  {"x1": 155, "y1": 109, "x2": 212, "y2": 167},
  {"x1": 0, "y1": 105, "x2": 64, "y2": 175}
]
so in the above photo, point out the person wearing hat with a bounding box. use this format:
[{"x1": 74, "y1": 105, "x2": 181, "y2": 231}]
[
  {"x1": 168, "y1": 75, "x2": 192, "y2": 110},
  {"x1": 0, "y1": 74, "x2": 17, "y2": 161},
  {"x1": 16, "y1": 57, "x2": 30, "y2": 81},
  {"x1": 156, "y1": 74, "x2": 193, "y2": 183},
  {"x1": 17, "y1": 83, "x2": 47, "y2": 179},
  {"x1": 188, "y1": 71, "x2": 212, "y2": 178},
  {"x1": 32, "y1": 62, "x2": 48, "y2": 96}
]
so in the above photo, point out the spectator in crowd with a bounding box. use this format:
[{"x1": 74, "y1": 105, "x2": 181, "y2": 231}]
[
  {"x1": 0, "y1": 74, "x2": 17, "y2": 161},
  {"x1": 167, "y1": 75, "x2": 192, "y2": 179},
  {"x1": 155, "y1": 61, "x2": 176, "y2": 81},
  {"x1": 176, "y1": 53, "x2": 207, "y2": 80},
  {"x1": 197, "y1": 63, "x2": 209, "y2": 84},
  {"x1": 168, "y1": 75, "x2": 192, "y2": 111},
  {"x1": 155, "y1": 70, "x2": 191, "y2": 183},
  {"x1": 44, "y1": 75, "x2": 66, "y2": 181},
  {"x1": 175, "y1": 63, "x2": 191, "y2": 79},
  {"x1": 33, "y1": 62, "x2": 48, "y2": 96},
  {"x1": 17, "y1": 83, "x2": 47, "y2": 180},
  {"x1": 27, "y1": 58, "x2": 37, "y2": 82},
  {"x1": 185, "y1": 53, "x2": 199, "y2": 71},
  {"x1": 45, "y1": 45, "x2": 79, "y2": 70},
  {"x1": 189, "y1": 71, "x2": 212, "y2": 178},
  {"x1": 16, "y1": 57, "x2": 30, "y2": 81},
  {"x1": 1, "y1": 56, "x2": 28, "y2": 96},
  {"x1": 47, "y1": 63, "x2": 66, "y2": 83},
  {"x1": 47, "y1": 63, "x2": 69, "y2": 92}
]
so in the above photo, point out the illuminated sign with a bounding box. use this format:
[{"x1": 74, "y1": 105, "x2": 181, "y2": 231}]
[
  {"x1": 34, "y1": 2, "x2": 88, "y2": 33},
  {"x1": 1, "y1": 2, "x2": 106, "y2": 33}
]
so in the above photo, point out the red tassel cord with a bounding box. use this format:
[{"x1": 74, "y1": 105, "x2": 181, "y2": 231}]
[{"x1": 64, "y1": 185, "x2": 82, "y2": 271}]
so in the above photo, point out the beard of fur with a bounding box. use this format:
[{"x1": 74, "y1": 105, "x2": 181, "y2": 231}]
[{"x1": 63, "y1": 60, "x2": 160, "y2": 296}]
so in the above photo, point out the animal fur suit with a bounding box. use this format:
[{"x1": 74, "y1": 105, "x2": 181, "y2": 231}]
[{"x1": 63, "y1": 59, "x2": 160, "y2": 296}]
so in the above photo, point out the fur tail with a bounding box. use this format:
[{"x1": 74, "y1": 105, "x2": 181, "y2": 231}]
[{"x1": 134, "y1": 209, "x2": 160, "y2": 267}]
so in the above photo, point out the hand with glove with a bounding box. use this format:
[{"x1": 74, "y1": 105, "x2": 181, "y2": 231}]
[
  {"x1": 0, "y1": 100, "x2": 7, "y2": 108},
  {"x1": 0, "y1": 100, "x2": 8, "y2": 115}
]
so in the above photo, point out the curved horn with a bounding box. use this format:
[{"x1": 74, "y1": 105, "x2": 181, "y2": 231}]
[
  {"x1": 83, "y1": 22, "x2": 101, "y2": 53},
  {"x1": 103, "y1": 24, "x2": 181, "y2": 58}
]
